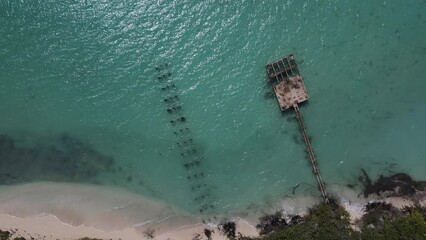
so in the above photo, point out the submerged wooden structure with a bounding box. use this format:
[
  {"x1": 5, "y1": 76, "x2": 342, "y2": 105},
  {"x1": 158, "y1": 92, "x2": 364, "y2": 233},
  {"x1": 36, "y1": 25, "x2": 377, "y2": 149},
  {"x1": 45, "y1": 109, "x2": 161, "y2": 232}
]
[
  {"x1": 155, "y1": 64, "x2": 215, "y2": 215},
  {"x1": 265, "y1": 54, "x2": 329, "y2": 204}
]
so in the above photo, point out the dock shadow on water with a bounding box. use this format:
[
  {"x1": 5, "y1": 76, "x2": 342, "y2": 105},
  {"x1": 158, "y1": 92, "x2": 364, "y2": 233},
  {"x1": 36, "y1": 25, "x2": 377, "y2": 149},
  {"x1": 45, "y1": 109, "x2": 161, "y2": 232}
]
[{"x1": 0, "y1": 133, "x2": 114, "y2": 184}]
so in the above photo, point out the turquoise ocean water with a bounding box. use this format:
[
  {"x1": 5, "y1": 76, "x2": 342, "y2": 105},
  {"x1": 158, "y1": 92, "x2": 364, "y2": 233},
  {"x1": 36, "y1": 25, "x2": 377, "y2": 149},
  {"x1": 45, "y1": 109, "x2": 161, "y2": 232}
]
[{"x1": 1, "y1": 0, "x2": 426, "y2": 216}]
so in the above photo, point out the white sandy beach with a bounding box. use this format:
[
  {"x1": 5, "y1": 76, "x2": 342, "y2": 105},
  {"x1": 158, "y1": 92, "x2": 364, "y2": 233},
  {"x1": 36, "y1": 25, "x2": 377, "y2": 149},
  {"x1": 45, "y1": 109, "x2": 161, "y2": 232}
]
[{"x1": 0, "y1": 182, "x2": 259, "y2": 240}]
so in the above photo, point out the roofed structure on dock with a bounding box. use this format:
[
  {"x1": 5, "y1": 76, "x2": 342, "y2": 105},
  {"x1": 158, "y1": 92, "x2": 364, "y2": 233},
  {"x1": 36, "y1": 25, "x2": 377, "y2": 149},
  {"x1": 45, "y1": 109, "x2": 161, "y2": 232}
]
[{"x1": 265, "y1": 54, "x2": 308, "y2": 111}]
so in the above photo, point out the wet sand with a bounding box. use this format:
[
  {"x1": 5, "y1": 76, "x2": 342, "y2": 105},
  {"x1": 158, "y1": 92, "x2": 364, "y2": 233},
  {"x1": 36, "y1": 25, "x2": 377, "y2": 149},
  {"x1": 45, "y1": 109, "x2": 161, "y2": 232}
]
[{"x1": 0, "y1": 182, "x2": 258, "y2": 240}]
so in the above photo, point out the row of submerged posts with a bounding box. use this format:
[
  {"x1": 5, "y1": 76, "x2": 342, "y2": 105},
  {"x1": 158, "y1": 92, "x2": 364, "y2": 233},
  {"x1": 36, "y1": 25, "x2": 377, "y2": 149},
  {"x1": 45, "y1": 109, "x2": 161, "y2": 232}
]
[{"x1": 155, "y1": 64, "x2": 216, "y2": 215}]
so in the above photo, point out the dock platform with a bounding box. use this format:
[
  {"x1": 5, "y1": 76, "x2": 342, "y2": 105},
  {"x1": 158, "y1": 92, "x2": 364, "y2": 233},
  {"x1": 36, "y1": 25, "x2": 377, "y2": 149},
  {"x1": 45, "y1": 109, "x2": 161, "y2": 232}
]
[
  {"x1": 265, "y1": 54, "x2": 329, "y2": 204},
  {"x1": 266, "y1": 54, "x2": 309, "y2": 111}
]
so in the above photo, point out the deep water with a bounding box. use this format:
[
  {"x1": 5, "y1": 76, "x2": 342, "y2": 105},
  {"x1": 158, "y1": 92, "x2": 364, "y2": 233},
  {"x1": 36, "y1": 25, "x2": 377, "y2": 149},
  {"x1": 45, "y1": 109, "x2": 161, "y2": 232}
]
[{"x1": 0, "y1": 0, "x2": 425, "y2": 216}]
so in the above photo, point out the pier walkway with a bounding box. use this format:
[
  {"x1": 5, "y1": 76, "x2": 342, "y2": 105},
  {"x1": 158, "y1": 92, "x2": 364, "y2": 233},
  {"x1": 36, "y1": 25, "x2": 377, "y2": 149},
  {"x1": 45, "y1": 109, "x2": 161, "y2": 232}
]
[
  {"x1": 293, "y1": 104, "x2": 329, "y2": 203},
  {"x1": 265, "y1": 54, "x2": 329, "y2": 204}
]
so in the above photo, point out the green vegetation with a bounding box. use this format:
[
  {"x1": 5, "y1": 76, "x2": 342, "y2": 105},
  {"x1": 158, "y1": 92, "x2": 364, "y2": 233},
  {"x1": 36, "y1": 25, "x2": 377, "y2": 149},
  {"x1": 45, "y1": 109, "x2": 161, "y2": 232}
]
[
  {"x1": 251, "y1": 202, "x2": 358, "y2": 240},
  {"x1": 242, "y1": 201, "x2": 426, "y2": 240},
  {"x1": 360, "y1": 203, "x2": 426, "y2": 240},
  {"x1": 219, "y1": 221, "x2": 237, "y2": 239},
  {"x1": 0, "y1": 230, "x2": 10, "y2": 240}
]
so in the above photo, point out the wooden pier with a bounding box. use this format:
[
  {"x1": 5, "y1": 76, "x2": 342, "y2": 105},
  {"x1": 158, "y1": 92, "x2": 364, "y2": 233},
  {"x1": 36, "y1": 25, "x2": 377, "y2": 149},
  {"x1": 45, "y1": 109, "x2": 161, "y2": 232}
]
[{"x1": 265, "y1": 54, "x2": 329, "y2": 204}]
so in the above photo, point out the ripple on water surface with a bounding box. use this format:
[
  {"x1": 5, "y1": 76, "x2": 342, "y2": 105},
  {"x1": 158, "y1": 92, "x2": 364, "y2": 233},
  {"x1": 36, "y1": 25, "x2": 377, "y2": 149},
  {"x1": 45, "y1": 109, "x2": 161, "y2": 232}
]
[{"x1": 0, "y1": 0, "x2": 425, "y2": 215}]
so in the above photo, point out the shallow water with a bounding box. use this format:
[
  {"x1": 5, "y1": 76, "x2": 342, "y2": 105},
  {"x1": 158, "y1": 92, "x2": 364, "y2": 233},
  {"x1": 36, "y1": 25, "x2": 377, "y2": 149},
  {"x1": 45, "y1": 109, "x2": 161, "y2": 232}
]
[{"x1": 0, "y1": 0, "x2": 425, "y2": 216}]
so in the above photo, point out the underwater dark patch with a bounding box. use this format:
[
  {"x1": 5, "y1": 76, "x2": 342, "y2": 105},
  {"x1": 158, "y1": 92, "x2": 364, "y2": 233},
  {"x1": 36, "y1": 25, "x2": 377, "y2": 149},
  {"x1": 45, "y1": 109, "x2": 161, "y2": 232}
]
[
  {"x1": 0, "y1": 134, "x2": 114, "y2": 184},
  {"x1": 358, "y1": 169, "x2": 426, "y2": 198}
]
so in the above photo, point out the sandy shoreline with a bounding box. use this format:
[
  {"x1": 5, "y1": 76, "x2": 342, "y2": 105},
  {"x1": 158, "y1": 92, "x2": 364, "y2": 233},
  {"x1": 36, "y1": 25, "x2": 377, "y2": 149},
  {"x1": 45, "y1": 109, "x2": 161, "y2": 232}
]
[
  {"x1": 0, "y1": 213, "x2": 259, "y2": 240},
  {"x1": 0, "y1": 182, "x2": 259, "y2": 240},
  {"x1": 0, "y1": 182, "x2": 423, "y2": 240}
]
